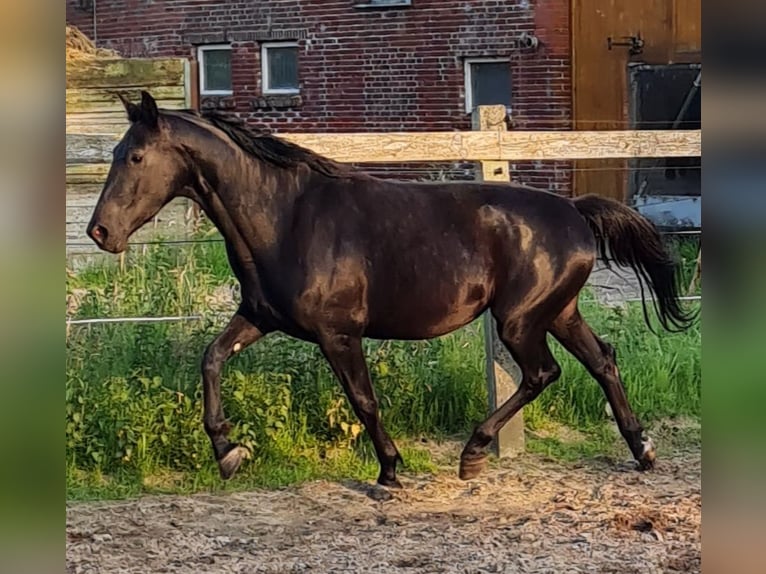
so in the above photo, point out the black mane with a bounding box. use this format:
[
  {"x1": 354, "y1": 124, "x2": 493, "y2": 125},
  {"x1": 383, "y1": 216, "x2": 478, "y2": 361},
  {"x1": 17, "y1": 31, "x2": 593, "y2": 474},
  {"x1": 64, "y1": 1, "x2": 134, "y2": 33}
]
[{"x1": 174, "y1": 109, "x2": 353, "y2": 179}]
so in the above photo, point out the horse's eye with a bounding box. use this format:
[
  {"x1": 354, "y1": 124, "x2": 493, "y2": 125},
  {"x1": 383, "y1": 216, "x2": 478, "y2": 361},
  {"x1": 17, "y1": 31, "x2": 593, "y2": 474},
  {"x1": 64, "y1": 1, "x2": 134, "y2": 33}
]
[{"x1": 131, "y1": 154, "x2": 143, "y2": 164}]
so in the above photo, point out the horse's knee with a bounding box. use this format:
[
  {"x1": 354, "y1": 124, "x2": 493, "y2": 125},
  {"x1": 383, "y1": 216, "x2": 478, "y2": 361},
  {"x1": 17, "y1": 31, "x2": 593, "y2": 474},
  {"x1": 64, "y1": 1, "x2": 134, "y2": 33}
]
[{"x1": 201, "y1": 341, "x2": 226, "y2": 378}]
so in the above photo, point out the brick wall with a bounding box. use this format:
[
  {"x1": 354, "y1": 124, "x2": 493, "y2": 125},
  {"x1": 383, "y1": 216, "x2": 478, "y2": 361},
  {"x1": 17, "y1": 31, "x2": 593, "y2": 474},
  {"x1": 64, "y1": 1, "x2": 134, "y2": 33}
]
[{"x1": 67, "y1": 0, "x2": 572, "y2": 194}]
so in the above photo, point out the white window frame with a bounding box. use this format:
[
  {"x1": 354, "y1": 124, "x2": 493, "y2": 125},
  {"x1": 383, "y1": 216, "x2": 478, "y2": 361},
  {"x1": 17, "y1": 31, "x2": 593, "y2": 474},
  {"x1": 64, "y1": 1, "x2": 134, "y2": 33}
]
[
  {"x1": 463, "y1": 57, "x2": 511, "y2": 114},
  {"x1": 261, "y1": 41, "x2": 300, "y2": 95},
  {"x1": 197, "y1": 44, "x2": 233, "y2": 96}
]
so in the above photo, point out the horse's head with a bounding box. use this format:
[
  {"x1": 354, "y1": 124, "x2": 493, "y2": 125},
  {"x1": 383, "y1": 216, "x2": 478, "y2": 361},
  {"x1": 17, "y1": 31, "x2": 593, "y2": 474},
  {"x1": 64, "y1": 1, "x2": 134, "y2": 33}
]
[{"x1": 87, "y1": 91, "x2": 190, "y2": 253}]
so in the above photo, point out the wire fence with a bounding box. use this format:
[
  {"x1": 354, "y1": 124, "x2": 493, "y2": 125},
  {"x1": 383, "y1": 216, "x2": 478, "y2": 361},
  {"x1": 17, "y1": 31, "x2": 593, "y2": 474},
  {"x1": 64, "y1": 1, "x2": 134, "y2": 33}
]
[
  {"x1": 65, "y1": 294, "x2": 702, "y2": 328},
  {"x1": 64, "y1": 227, "x2": 701, "y2": 250}
]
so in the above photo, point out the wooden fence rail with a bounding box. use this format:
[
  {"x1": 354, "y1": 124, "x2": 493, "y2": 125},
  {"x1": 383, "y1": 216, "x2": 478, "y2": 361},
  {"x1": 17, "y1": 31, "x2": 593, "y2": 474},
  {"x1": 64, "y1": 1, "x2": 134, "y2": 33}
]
[{"x1": 66, "y1": 129, "x2": 701, "y2": 164}]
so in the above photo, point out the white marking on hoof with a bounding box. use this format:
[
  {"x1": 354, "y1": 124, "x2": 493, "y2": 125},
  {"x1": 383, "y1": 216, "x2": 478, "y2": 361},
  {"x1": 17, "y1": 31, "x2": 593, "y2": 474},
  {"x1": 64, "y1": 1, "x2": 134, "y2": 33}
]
[
  {"x1": 641, "y1": 437, "x2": 656, "y2": 457},
  {"x1": 219, "y1": 445, "x2": 252, "y2": 479},
  {"x1": 233, "y1": 342, "x2": 242, "y2": 353}
]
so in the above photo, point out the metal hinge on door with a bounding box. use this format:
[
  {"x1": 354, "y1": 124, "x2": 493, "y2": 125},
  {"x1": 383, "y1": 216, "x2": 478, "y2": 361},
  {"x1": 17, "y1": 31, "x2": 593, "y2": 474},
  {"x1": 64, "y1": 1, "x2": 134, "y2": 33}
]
[{"x1": 607, "y1": 33, "x2": 645, "y2": 56}]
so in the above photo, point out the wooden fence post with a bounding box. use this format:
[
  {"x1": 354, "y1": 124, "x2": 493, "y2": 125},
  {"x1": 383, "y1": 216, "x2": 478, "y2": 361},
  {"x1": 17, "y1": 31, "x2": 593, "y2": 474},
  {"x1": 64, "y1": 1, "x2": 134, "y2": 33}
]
[
  {"x1": 185, "y1": 58, "x2": 203, "y2": 233},
  {"x1": 688, "y1": 247, "x2": 701, "y2": 295},
  {"x1": 472, "y1": 105, "x2": 525, "y2": 459}
]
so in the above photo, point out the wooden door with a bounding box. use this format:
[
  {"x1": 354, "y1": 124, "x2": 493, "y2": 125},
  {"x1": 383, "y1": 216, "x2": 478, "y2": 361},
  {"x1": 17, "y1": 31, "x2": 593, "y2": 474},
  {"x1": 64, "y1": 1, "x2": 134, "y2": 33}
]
[
  {"x1": 571, "y1": 0, "x2": 675, "y2": 201},
  {"x1": 673, "y1": 0, "x2": 702, "y2": 56}
]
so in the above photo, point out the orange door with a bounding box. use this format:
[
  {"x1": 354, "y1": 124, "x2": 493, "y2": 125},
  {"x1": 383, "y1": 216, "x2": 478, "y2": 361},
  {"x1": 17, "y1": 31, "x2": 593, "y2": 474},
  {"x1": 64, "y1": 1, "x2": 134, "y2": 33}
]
[{"x1": 571, "y1": 0, "x2": 676, "y2": 201}]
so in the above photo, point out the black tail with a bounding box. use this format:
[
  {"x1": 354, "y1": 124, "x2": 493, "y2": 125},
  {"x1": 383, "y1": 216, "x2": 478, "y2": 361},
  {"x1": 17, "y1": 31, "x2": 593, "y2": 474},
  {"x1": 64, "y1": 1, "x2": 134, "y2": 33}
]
[{"x1": 572, "y1": 194, "x2": 698, "y2": 333}]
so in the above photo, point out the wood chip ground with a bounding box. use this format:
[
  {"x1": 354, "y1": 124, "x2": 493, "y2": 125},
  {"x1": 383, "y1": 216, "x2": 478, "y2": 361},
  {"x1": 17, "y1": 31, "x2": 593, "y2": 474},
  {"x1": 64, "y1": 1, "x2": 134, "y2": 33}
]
[{"x1": 67, "y1": 436, "x2": 700, "y2": 574}]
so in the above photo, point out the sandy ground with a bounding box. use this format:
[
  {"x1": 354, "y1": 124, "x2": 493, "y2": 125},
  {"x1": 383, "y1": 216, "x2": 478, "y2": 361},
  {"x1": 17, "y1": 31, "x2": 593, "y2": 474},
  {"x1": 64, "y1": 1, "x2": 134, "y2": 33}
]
[{"x1": 66, "y1": 428, "x2": 700, "y2": 574}]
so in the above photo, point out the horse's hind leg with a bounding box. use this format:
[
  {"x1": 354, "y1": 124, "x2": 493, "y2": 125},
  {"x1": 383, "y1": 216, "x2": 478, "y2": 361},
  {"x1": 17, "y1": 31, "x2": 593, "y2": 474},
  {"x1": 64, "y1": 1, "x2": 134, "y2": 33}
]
[
  {"x1": 551, "y1": 300, "x2": 656, "y2": 470},
  {"x1": 459, "y1": 319, "x2": 562, "y2": 480}
]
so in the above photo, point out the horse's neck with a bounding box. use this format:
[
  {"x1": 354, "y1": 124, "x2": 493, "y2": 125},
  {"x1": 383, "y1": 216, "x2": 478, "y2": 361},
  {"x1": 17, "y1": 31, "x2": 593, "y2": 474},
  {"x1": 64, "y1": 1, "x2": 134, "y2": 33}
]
[{"x1": 195, "y1": 154, "x2": 301, "y2": 258}]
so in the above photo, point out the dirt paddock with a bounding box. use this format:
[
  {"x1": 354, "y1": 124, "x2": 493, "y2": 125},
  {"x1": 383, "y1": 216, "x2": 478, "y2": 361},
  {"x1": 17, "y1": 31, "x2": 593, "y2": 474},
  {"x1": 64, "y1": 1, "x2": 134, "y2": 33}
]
[{"x1": 66, "y1": 432, "x2": 700, "y2": 574}]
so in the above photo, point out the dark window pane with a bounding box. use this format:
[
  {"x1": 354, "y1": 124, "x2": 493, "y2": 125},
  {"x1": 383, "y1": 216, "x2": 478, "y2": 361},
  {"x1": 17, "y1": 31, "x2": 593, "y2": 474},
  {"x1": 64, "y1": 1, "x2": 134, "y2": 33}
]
[
  {"x1": 267, "y1": 46, "x2": 298, "y2": 90},
  {"x1": 203, "y1": 49, "x2": 231, "y2": 92},
  {"x1": 471, "y1": 62, "x2": 511, "y2": 108}
]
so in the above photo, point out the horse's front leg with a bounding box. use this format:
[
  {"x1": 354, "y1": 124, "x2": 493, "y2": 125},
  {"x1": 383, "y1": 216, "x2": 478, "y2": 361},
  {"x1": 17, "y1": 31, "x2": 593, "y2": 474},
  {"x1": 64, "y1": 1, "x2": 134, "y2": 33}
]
[
  {"x1": 318, "y1": 331, "x2": 403, "y2": 488},
  {"x1": 201, "y1": 309, "x2": 265, "y2": 479}
]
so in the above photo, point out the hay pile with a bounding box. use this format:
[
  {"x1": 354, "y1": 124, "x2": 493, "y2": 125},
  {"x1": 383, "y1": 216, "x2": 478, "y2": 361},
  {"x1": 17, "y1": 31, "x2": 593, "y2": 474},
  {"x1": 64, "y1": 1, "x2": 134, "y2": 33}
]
[{"x1": 66, "y1": 25, "x2": 120, "y2": 61}]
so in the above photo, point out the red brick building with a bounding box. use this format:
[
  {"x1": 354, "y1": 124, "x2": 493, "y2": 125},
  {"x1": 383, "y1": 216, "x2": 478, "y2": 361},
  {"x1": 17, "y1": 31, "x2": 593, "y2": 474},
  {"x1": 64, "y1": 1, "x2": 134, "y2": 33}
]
[{"x1": 67, "y1": 0, "x2": 572, "y2": 192}]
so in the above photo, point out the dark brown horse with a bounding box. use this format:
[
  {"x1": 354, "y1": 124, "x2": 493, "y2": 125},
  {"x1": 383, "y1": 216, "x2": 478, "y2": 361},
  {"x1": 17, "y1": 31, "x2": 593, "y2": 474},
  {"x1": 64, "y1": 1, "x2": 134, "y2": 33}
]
[{"x1": 87, "y1": 92, "x2": 695, "y2": 488}]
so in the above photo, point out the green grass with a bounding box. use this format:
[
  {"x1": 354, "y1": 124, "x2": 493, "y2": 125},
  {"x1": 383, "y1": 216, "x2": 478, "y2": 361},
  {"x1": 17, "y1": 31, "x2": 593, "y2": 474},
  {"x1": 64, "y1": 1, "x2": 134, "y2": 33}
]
[
  {"x1": 526, "y1": 427, "x2": 618, "y2": 464},
  {"x1": 66, "y1": 236, "x2": 701, "y2": 500}
]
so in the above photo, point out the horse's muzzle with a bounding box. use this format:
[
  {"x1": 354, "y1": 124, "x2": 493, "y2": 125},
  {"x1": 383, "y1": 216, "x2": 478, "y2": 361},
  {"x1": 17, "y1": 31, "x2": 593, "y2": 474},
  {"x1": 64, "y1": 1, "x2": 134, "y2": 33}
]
[{"x1": 87, "y1": 221, "x2": 125, "y2": 253}]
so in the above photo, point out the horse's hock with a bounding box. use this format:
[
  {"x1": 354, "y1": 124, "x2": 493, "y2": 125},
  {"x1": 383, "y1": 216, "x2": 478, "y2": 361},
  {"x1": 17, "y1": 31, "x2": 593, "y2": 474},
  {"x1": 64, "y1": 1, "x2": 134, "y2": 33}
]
[{"x1": 66, "y1": 26, "x2": 194, "y2": 260}]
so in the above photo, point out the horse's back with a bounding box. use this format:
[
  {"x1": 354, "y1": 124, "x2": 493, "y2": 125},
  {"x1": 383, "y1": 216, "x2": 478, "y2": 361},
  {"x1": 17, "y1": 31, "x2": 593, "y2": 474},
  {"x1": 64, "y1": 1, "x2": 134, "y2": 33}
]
[
  {"x1": 296, "y1": 174, "x2": 597, "y2": 286},
  {"x1": 289, "y1": 176, "x2": 596, "y2": 339},
  {"x1": 355, "y1": 177, "x2": 596, "y2": 254}
]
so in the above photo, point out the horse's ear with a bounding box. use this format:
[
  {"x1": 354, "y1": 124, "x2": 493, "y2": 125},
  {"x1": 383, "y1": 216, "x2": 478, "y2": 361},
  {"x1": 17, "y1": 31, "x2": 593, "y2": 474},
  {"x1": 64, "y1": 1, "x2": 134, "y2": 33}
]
[
  {"x1": 140, "y1": 90, "x2": 159, "y2": 129},
  {"x1": 118, "y1": 92, "x2": 141, "y2": 123}
]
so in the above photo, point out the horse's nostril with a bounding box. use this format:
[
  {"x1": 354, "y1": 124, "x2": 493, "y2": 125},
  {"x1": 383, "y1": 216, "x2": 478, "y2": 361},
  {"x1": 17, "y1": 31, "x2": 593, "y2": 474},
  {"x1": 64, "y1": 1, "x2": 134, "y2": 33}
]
[{"x1": 90, "y1": 223, "x2": 109, "y2": 245}]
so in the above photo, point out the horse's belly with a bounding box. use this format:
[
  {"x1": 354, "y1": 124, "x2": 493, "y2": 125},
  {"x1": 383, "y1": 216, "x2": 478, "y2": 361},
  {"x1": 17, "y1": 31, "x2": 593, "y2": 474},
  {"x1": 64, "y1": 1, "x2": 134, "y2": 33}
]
[{"x1": 365, "y1": 280, "x2": 491, "y2": 340}]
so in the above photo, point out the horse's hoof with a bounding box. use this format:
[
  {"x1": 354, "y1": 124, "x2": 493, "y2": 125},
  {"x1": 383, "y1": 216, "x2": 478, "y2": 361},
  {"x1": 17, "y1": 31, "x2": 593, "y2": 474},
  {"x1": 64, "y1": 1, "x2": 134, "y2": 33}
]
[
  {"x1": 637, "y1": 437, "x2": 656, "y2": 471},
  {"x1": 378, "y1": 475, "x2": 403, "y2": 490},
  {"x1": 459, "y1": 454, "x2": 487, "y2": 480},
  {"x1": 367, "y1": 484, "x2": 395, "y2": 501},
  {"x1": 218, "y1": 445, "x2": 251, "y2": 480}
]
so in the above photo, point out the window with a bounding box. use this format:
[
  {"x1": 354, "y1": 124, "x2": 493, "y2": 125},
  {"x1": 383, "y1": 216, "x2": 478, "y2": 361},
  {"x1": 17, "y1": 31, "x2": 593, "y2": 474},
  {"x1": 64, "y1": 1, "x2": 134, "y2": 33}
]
[
  {"x1": 261, "y1": 42, "x2": 299, "y2": 94},
  {"x1": 464, "y1": 58, "x2": 511, "y2": 113},
  {"x1": 198, "y1": 44, "x2": 233, "y2": 96}
]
